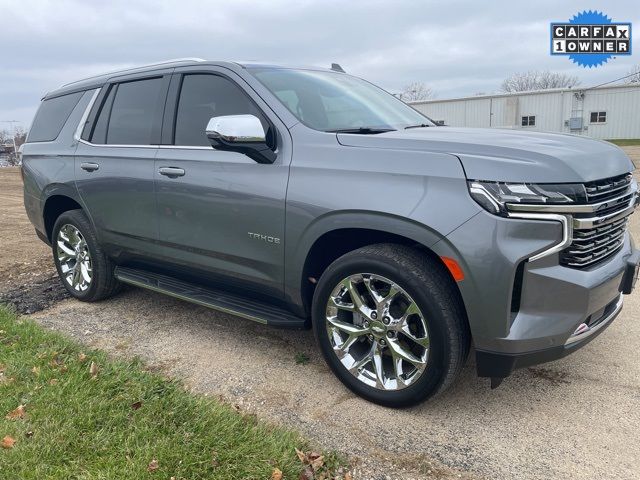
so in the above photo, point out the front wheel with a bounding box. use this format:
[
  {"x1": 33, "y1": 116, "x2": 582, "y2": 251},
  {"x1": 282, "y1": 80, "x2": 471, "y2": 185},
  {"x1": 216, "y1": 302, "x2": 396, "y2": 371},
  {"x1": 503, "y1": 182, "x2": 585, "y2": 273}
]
[
  {"x1": 312, "y1": 244, "x2": 469, "y2": 407},
  {"x1": 52, "y1": 210, "x2": 121, "y2": 302}
]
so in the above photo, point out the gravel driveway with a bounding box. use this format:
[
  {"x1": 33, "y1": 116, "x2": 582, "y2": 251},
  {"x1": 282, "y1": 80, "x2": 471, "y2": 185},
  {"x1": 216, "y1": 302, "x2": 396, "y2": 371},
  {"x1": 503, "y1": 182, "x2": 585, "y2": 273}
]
[{"x1": 2, "y1": 153, "x2": 640, "y2": 479}]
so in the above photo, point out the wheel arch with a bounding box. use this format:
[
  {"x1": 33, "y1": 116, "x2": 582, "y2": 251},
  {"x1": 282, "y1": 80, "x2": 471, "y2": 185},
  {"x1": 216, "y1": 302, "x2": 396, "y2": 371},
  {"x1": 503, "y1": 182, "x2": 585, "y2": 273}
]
[
  {"x1": 285, "y1": 211, "x2": 468, "y2": 321},
  {"x1": 42, "y1": 192, "x2": 84, "y2": 242}
]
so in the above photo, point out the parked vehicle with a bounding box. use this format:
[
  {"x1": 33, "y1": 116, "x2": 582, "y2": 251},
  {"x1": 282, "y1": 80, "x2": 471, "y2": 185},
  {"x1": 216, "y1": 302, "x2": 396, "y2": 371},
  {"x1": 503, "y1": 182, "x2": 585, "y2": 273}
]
[{"x1": 22, "y1": 59, "x2": 639, "y2": 407}]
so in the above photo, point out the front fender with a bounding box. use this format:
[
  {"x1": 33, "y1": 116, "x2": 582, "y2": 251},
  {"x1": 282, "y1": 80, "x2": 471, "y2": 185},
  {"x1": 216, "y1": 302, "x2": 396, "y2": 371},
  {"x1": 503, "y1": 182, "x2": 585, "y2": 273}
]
[{"x1": 282, "y1": 128, "x2": 480, "y2": 314}]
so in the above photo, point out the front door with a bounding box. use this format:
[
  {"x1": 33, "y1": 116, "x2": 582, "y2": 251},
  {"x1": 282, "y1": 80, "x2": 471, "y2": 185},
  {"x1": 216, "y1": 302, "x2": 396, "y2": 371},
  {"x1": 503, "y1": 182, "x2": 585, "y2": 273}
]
[{"x1": 153, "y1": 70, "x2": 291, "y2": 298}]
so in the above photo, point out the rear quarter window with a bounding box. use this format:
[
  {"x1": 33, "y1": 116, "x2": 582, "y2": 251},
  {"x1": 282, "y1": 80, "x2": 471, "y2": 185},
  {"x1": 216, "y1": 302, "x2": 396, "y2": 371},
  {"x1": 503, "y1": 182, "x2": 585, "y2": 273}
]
[{"x1": 28, "y1": 91, "x2": 84, "y2": 142}]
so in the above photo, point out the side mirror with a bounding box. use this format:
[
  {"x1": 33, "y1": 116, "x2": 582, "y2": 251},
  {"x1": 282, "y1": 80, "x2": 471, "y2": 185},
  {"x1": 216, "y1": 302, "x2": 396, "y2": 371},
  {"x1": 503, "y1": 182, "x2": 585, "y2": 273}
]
[{"x1": 206, "y1": 115, "x2": 275, "y2": 164}]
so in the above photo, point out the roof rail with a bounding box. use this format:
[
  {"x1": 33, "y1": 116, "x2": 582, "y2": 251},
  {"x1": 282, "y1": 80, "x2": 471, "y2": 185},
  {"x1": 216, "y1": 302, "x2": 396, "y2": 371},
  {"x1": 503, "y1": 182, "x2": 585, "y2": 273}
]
[{"x1": 59, "y1": 58, "x2": 206, "y2": 89}]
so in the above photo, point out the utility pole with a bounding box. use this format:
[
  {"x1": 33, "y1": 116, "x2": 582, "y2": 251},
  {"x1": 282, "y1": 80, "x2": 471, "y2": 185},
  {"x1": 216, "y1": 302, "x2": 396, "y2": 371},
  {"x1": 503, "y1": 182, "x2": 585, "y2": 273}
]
[{"x1": 1, "y1": 120, "x2": 21, "y2": 164}]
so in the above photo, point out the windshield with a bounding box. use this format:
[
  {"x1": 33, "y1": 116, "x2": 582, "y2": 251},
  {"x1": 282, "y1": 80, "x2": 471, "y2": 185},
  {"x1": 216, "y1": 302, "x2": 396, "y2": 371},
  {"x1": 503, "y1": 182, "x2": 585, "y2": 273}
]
[{"x1": 250, "y1": 68, "x2": 434, "y2": 132}]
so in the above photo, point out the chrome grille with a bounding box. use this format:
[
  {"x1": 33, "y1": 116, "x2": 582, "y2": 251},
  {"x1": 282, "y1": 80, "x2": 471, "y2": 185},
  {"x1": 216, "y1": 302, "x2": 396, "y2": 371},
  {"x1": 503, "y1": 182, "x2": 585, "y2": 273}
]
[
  {"x1": 560, "y1": 217, "x2": 628, "y2": 267},
  {"x1": 560, "y1": 174, "x2": 635, "y2": 268},
  {"x1": 584, "y1": 173, "x2": 632, "y2": 202}
]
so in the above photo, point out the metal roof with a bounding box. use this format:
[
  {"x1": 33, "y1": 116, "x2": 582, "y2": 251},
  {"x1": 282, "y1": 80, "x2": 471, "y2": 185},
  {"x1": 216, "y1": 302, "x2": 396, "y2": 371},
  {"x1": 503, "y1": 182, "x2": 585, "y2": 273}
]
[{"x1": 409, "y1": 82, "x2": 640, "y2": 105}]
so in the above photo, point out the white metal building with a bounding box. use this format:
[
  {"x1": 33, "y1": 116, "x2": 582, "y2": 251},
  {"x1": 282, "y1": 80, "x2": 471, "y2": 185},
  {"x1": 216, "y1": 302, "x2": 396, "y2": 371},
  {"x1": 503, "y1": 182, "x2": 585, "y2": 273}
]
[{"x1": 410, "y1": 83, "x2": 640, "y2": 139}]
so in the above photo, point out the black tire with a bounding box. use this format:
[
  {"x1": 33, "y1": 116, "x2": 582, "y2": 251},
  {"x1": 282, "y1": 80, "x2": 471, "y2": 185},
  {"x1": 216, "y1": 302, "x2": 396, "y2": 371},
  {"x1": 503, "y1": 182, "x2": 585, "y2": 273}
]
[
  {"x1": 52, "y1": 209, "x2": 122, "y2": 302},
  {"x1": 312, "y1": 243, "x2": 470, "y2": 407}
]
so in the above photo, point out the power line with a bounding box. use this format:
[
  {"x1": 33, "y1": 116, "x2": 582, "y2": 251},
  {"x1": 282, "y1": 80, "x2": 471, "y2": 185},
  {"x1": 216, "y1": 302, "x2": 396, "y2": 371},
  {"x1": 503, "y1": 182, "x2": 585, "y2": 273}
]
[{"x1": 586, "y1": 70, "x2": 639, "y2": 90}]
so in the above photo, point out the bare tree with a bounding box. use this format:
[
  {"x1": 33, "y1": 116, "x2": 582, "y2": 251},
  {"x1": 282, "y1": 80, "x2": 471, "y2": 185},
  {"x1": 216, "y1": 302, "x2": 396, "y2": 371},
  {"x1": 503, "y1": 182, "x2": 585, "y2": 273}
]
[
  {"x1": 501, "y1": 70, "x2": 581, "y2": 93},
  {"x1": 400, "y1": 82, "x2": 435, "y2": 102},
  {"x1": 0, "y1": 128, "x2": 27, "y2": 166},
  {"x1": 14, "y1": 126, "x2": 27, "y2": 149},
  {"x1": 0, "y1": 130, "x2": 11, "y2": 166},
  {"x1": 625, "y1": 64, "x2": 640, "y2": 84}
]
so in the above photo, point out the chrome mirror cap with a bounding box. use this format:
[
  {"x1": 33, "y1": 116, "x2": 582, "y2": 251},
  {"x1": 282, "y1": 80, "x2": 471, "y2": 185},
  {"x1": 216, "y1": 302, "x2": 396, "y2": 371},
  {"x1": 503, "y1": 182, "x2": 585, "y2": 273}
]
[{"x1": 205, "y1": 114, "x2": 266, "y2": 143}]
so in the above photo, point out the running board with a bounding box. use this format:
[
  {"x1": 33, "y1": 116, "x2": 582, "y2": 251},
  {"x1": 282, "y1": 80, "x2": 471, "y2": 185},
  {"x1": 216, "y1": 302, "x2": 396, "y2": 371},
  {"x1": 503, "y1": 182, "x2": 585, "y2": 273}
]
[{"x1": 114, "y1": 267, "x2": 307, "y2": 328}]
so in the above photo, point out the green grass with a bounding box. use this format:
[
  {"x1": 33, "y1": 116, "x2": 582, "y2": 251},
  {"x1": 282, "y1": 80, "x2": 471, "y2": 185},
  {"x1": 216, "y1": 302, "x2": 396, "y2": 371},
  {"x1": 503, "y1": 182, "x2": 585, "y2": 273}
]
[
  {"x1": 606, "y1": 139, "x2": 640, "y2": 146},
  {"x1": 0, "y1": 306, "x2": 345, "y2": 479},
  {"x1": 294, "y1": 352, "x2": 310, "y2": 365}
]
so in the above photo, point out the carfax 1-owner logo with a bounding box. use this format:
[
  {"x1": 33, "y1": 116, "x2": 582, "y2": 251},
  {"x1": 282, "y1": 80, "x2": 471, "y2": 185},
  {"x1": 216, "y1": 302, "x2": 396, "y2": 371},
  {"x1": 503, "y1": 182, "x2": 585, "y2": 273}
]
[{"x1": 551, "y1": 10, "x2": 632, "y2": 67}]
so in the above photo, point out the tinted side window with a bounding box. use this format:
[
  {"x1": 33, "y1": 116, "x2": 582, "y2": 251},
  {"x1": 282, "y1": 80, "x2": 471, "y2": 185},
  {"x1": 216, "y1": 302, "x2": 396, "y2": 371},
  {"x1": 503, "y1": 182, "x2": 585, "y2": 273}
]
[
  {"x1": 174, "y1": 74, "x2": 263, "y2": 146},
  {"x1": 28, "y1": 92, "x2": 83, "y2": 142},
  {"x1": 106, "y1": 78, "x2": 163, "y2": 145}
]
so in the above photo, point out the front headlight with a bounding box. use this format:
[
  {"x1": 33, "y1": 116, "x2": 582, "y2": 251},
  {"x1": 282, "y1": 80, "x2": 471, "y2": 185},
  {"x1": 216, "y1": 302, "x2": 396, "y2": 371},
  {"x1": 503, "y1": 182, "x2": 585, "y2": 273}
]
[{"x1": 468, "y1": 180, "x2": 586, "y2": 216}]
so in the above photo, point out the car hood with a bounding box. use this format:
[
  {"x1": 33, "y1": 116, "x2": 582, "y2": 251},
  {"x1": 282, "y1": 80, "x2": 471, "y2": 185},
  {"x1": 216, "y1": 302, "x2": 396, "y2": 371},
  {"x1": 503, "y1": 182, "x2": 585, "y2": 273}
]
[{"x1": 336, "y1": 127, "x2": 635, "y2": 183}]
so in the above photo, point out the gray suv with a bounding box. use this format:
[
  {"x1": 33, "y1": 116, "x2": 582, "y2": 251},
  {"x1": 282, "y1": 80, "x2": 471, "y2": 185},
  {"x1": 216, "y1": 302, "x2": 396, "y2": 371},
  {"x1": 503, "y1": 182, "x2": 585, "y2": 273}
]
[{"x1": 22, "y1": 59, "x2": 639, "y2": 407}]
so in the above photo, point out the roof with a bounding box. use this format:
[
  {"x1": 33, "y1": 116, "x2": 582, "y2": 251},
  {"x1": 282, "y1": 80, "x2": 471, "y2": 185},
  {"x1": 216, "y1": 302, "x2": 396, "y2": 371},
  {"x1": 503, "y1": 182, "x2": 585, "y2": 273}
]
[
  {"x1": 233, "y1": 61, "x2": 337, "y2": 72},
  {"x1": 409, "y1": 82, "x2": 640, "y2": 105},
  {"x1": 59, "y1": 57, "x2": 207, "y2": 88},
  {"x1": 47, "y1": 58, "x2": 215, "y2": 98},
  {"x1": 46, "y1": 58, "x2": 340, "y2": 99}
]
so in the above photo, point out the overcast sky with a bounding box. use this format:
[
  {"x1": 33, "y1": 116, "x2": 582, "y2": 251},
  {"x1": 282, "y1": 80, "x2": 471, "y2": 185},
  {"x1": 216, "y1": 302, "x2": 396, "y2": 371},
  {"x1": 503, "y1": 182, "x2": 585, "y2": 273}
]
[{"x1": 1, "y1": 0, "x2": 638, "y2": 130}]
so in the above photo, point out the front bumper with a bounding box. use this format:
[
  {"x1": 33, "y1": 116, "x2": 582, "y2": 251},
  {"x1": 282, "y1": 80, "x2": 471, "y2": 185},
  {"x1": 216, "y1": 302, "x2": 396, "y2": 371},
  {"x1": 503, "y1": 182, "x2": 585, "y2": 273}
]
[
  {"x1": 431, "y1": 208, "x2": 638, "y2": 379},
  {"x1": 475, "y1": 293, "x2": 623, "y2": 378},
  {"x1": 474, "y1": 244, "x2": 639, "y2": 379}
]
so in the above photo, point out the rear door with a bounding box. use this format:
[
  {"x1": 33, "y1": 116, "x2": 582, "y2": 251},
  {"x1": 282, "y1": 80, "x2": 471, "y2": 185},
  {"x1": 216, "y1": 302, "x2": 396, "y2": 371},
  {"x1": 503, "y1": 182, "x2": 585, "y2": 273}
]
[
  {"x1": 153, "y1": 67, "x2": 292, "y2": 298},
  {"x1": 75, "y1": 72, "x2": 170, "y2": 255}
]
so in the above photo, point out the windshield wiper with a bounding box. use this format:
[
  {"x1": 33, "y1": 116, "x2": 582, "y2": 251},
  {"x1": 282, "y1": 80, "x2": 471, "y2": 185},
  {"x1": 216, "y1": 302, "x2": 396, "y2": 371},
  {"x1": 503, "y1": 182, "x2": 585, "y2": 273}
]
[
  {"x1": 404, "y1": 123, "x2": 431, "y2": 130},
  {"x1": 328, "y1": 127, "x2": 396, "y2": 134}
]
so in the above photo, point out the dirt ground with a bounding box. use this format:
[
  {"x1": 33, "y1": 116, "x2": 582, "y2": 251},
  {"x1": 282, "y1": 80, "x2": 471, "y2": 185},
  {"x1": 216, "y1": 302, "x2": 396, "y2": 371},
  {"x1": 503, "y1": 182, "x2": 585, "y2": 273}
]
[
  {"x1": 0, "y1": 168, "x2": 69, "y2": 312},
  {"x1": 1, "y1": 150, "x2": 640, "y2": 479}
]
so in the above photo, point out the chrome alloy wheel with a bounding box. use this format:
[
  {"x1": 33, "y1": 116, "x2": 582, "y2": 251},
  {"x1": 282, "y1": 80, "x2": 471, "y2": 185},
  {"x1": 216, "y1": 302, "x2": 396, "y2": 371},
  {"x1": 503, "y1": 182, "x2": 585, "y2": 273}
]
[
  {"x1": 325, "y1": 273, "x2": 429, "y2": 390},
  {"x1": 56, "y1": 224, "x2": 93, "y2": 292}
]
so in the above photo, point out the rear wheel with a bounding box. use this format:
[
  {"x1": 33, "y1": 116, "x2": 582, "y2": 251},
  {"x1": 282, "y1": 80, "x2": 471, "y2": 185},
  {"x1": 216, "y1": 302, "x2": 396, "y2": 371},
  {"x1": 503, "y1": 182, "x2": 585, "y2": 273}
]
[
  {"x1": 312, "y1": 244, "x2": 469, "y2": 407},
  {"x1": 52, "y1": 210, "x2": 121, "y2": 302}
]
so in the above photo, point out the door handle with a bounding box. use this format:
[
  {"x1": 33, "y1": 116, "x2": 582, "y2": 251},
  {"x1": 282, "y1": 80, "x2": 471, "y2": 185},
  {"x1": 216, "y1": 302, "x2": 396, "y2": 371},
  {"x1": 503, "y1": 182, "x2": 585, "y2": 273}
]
[
  {"x1": 80, "y1": 162, "x2": 99, "y2": 172},
  {"x1": 159, "y1": 167, "x2": 185, "y2": 178}
]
